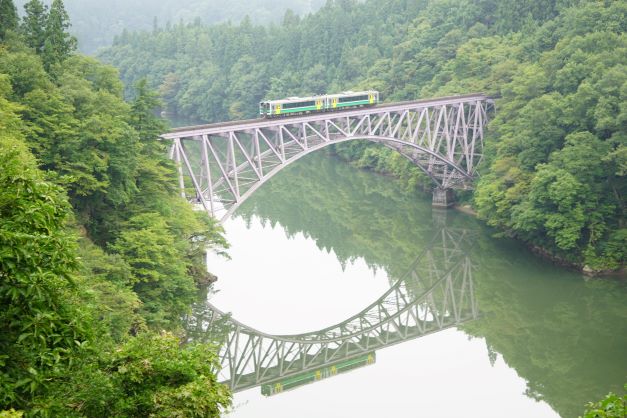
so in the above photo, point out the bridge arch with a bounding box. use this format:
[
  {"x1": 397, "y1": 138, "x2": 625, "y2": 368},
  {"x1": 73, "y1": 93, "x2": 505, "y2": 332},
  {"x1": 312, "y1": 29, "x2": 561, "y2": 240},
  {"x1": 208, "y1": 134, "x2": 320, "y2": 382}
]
[
  {"x1": 215, "y1": 135, "x2": 472, "y2": 221},
  {"x1": 184, "y1": 225, "x2": 477, "y2": 392},
  {"x1": 164, "y1": 94, "x2": 493, "y2": 223}
]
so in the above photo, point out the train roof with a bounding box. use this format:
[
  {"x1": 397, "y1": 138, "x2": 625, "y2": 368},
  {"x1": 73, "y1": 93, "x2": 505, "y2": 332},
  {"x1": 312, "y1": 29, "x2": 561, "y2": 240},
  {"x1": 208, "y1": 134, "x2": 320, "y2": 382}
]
[
  {"x1": 261, "y1": 91, "x2": 379, "y2": 104},
  {"x1": 264, "y1": 95, "x2": 323, "y2": 104},
  {"x1": 325, "y1": 90, "x2": 379, "y2": 98}
]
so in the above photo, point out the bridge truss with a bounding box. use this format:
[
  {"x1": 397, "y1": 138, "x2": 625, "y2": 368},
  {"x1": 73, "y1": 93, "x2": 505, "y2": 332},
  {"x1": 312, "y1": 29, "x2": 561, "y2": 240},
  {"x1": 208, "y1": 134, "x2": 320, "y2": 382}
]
[
  {"x1": 163, "y1": 94, "x2": 493, "y2": 223},
  {"x1": 185, "y1": 226, "x2": 478, "y2": 393}
]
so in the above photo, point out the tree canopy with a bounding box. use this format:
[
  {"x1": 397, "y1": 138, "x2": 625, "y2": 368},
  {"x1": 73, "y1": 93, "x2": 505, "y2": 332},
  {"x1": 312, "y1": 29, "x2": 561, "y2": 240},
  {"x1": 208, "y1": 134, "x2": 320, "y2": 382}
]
[
  {"x1": 13, "y1": 0, "x2": 327, "y2": 53},
  {"x1": 99, "y1": 0, "x2": 626, "y2": 272},
  {"x1": 0, "y1": 4, "x2": 231, "y2": 414}
]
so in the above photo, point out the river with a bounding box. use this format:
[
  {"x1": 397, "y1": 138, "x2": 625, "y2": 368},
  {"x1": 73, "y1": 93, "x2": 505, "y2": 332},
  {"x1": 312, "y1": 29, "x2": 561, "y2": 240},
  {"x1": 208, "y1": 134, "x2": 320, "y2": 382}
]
[{"x1": 189, "y1": 149, "x2": 625, "y2": 418}]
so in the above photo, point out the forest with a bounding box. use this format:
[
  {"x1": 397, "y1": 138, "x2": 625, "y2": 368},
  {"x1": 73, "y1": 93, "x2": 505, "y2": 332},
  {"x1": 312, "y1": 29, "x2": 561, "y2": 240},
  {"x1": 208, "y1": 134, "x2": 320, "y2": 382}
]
[
  {"x1": 99, "y1": 0, "x2": 626, "y2": 273},
  {"x1": 0, "y1": 0, "x2": 625, "y2": 416},
  {"x1": 1, "y1": 0, "x2": 231, "y2": 416},
  {"x1": 12, "y1": 0, "x2": 327, "y2": 54}
]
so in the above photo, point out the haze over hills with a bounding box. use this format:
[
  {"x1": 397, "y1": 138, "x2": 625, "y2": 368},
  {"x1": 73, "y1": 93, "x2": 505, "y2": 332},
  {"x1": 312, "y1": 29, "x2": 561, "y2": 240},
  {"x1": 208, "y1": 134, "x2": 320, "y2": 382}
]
[
  {"x1": 13, "y1": 0, "x2": 327, "y2": 53},
  {"x1": 1, "y1": 0, "x2": 625, "y2": 416}
]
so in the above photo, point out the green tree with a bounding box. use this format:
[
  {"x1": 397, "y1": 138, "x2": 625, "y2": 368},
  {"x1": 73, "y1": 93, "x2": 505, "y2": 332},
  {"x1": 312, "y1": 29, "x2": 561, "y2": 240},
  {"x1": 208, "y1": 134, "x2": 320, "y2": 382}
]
[
  {"x1": 0, "y1": 79, "x2": 91, "y2": 408},
  {"x1": 20, "y1": 0, "x2": 47, "y2": 54},
  {"x1": 42, "y1": 0, "x2": 76, "y2": 71},
  {"x1": 127, "y1": 79, "x2": 229, "y2": 288},
  {"x1": 109, "y1": 213, "x2": 196, "y2": 328},
  {"x1": 158, "y1": 72, "x2": 181, "y2": 114},
  {"x1": 131, "y1": 78, "x2": 168, "y2": 145},
  {"x1": 580, "y1": 386, "x2": 626, "y2": 418},
  {"x1": 0, "y1": 0, "x2": 18, "y2": 41},
  {"x1": 39, "y1": 333, "x2": 231, "y2": 417},
  {"x1": 1, "y1": 15, "x2": 231, "y2": 415}
]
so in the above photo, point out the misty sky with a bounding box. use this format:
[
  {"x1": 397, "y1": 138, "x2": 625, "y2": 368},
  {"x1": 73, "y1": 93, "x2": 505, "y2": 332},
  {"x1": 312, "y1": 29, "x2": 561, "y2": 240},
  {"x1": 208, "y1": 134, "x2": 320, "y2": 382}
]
[{"x1": 13, "y1": 0, "x2": 327, "y2": 53}]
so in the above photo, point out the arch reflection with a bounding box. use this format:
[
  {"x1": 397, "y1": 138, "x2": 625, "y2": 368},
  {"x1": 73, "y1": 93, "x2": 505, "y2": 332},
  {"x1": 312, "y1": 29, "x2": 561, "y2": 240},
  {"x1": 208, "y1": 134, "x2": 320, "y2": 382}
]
[{"x1": 186, "y1": 223, "x2": 478, "y2": 395}]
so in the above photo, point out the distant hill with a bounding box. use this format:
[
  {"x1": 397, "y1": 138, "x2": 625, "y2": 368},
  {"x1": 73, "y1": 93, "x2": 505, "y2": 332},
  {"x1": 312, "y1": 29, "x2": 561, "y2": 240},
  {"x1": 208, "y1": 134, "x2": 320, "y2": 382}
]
[{"x1": 13, "y1": 0, "x2": 326, "y2": 53}]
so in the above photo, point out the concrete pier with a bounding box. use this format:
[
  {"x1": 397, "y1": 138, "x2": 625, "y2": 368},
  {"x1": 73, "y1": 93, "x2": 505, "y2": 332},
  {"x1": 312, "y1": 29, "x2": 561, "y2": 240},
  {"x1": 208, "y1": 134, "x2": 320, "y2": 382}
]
[{"x1": 432, "y1": 188, "x2": 455, "y2": 208}]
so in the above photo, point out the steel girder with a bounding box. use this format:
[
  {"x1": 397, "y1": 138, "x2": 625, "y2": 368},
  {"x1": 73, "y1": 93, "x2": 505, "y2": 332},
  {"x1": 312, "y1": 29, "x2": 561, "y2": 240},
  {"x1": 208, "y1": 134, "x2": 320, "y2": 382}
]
[
  {"x1": 184, "y1": 226, "x2": 478, "y2": 393},
  {"x1": 163, "y1": 94, "x2": 493, "y2": 223}
]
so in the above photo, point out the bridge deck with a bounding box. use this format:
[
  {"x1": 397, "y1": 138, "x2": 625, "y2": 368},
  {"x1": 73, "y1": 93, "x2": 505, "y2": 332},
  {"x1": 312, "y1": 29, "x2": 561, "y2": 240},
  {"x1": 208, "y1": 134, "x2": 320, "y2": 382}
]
[{"x1": 162, "y1": 93, "x2": 489, "y2": 139}]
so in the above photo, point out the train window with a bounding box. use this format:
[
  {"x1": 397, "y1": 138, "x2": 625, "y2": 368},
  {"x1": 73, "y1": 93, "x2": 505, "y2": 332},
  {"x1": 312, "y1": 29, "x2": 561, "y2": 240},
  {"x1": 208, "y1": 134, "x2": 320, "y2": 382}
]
[
  {"x1": 338, "y1": 95, "x2": 369, "y2": 103},
  {"x1": 282, "y1": 101, "x2": 316, "y2": 109}
]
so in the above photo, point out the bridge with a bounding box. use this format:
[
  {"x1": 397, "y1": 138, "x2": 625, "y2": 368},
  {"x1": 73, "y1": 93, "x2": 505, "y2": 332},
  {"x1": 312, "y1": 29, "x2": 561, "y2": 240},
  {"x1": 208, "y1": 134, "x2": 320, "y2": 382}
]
[
  {"x1": 184, "y1": 225, "x2": 478, "y2": 394},
  {"x1": 162, "y1": 93, "x2": 494, "y2": 223}
]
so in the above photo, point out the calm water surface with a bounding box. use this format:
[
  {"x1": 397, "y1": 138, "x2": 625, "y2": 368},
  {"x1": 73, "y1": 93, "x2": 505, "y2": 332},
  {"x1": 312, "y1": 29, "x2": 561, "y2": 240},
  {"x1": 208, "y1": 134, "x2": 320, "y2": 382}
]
[{"x1": 199, "y1": 151, "x2": 626, "y2": 418}]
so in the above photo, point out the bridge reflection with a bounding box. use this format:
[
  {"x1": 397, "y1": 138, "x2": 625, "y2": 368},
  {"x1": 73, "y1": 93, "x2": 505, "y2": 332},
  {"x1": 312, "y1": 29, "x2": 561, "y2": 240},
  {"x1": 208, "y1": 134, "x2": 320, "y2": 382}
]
[{"x1": 185, "y1": 223, "x2": 478, "y2": 395}]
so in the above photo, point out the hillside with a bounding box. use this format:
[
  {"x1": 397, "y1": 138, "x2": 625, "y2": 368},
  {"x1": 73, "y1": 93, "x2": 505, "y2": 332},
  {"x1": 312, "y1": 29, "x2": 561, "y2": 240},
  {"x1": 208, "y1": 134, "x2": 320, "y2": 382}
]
[
  {"x1": 0, "y1": 1, "x2": 231, "y2": 415},
  {"x1": 13, "y1": 0, "x2": 326, "y2": 53},
  {"x1": 99, "y1": 0, "x2": 626, "y2": 272}
]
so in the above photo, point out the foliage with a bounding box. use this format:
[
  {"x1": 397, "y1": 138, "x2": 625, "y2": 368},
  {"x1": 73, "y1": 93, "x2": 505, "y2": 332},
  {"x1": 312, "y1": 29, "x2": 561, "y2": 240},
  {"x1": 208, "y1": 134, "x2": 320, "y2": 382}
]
[
  {"x1": 0, "y1": 410, "x2": 23, "y2": 418},
  {"x1": 0, "y1": 85, "x2": 91, "y2": 407},
  {"x1": 76, "y1": 236, "x2": 145, "y2": 341},
  {"x1": 1, "y1": 39, "x2": 229, "y2": 328},
  {"x1": 469, "y1": 15, "x2": 626, "y2": 270},
  {"x1": 42, "y1": 0, "x2": 77, "y2": 72},
  {"x1": 21, "y1": 0, "x2": 48, "y2": 54},
  {"x1": 0, "y1": 0, "x2": 18, "y2": 40},
  {"x1": 109, "y1": 213, "x2": 196, "y2": 328},
  {"x1": 37, "y1": 332, "x2": 231, "y2": 417},
  {"x1": 1, "y1": 14, "x2": 230, "y2": 415},
  {"x1": 13, "y1": 0, "x2": 326, "y2": 54},
  {"x1": 100, "y1": 0, "x2": 626, "y2": 271},
  {"x1": 580, "y1": 385, "x2": 626, "y2": 418},
  {"x1": 19, "y1": 0, "x2": 77, "y2": 73}
]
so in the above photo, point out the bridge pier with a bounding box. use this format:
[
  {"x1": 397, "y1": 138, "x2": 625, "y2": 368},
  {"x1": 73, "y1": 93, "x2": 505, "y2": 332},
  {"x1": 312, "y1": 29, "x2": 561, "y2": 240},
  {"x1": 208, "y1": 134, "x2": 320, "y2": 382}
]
[{"x1": 432, "y1": 188, "x2": 455, "y2": 208}]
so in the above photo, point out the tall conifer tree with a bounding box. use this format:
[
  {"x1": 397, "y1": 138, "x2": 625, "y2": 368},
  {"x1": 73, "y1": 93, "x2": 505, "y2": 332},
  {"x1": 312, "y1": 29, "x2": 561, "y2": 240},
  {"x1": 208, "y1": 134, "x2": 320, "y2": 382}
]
[
  {"x1": 21, "y1": 0, "x2": 47, "y2": 53},
  {"x1": 42, "y1": 0, "x2": 76, "y2": 70},
  {"x1": 0, "y1": 0, "x2": 18, "y2": 41},
  {"x1": 131, "y1": 79, "x2": 168, "y2": 146}
]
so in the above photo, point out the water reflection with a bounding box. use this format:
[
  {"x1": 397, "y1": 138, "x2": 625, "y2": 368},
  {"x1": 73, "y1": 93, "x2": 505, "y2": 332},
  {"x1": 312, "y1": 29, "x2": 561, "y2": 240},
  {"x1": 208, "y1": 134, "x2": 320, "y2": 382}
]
[
  {"x1": 186, "y1": 219, "x2": 478, "y2": 395},
  {"x1": 188, "y1": 151, "x2": 626, "y2": 418}
]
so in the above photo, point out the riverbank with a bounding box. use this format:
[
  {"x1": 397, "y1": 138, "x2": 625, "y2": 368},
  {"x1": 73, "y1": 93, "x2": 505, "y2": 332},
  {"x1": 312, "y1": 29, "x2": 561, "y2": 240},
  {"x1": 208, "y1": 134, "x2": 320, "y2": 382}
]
[
  {"x1": 342, "y1": 153, "x2": 624, "y2": 279},
  {"x1": 452, "y1": 202, "x2": 624, "y2": 279},
  {"x1": 454, "y1": 204, "x2": 477, "y2": 217}
]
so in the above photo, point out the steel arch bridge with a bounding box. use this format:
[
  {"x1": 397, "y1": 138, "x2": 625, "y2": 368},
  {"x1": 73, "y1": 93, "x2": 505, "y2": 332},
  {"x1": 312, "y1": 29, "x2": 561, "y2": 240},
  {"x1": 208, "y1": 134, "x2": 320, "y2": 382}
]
[
  {"x1": 185, "y1": 226, "x2": 477, "y2": 394},
  {"x1": 163, "y1": 94, "x2": 494, "y2": 223}
]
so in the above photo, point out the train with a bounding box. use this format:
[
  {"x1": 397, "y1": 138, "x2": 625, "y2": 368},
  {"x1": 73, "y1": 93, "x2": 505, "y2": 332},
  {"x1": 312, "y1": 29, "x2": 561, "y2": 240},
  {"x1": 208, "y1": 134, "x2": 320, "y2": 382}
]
[
  {"x1": 260, "y1": 352, "x2": 376, "y2": 396},
  {"x1": 259, "y1": 90, "x2": 380, "y2": 118}
]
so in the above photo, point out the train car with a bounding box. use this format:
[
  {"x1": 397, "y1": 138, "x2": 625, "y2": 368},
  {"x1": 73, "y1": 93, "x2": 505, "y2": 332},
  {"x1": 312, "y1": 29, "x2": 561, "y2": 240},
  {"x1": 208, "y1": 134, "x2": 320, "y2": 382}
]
[
  {"x1": 259, "y1": 95, "x2": 325, "y2": 118},
  {"x1": 259, "y1": 90, "x2": 379, "y2": 118},
  {"x1": 326, "y1": 90, "x2": 379, "y2": 110},
  {"x1": 260, "y1": 352, "x2": 376, "y2": 396}
]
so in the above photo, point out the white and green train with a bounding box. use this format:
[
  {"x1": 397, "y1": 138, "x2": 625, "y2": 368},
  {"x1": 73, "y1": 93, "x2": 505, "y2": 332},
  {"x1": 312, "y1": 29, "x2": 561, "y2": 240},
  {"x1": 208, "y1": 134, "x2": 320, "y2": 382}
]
[{"x1": 259, "y1": 90, "x2": 380, "y2": 118}]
